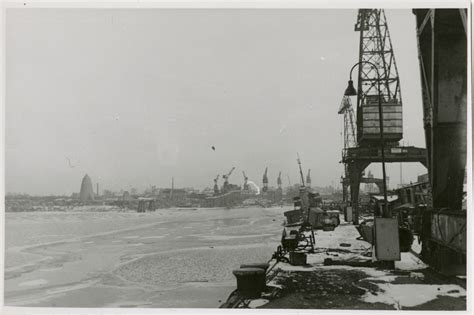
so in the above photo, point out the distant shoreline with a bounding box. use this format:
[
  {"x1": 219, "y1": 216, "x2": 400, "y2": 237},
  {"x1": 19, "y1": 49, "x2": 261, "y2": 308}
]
[{"x1": 5, "y1": 204, "x2": 288, "y2": 213}]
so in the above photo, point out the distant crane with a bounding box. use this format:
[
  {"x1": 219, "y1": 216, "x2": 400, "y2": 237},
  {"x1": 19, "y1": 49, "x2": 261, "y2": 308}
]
[
  {"x1": 213, "y1": 174, "x2": 220, "y2": 195},
  {"x1": 338, "y1": 96, "x2": 357, "y2": 156},
  {"x1": 338, "y1": 96, "x2": 356, "y2": 202},
  {"x1": 277, "y1": 171, "x2": 282, "y2": 189},
  {"x1": 340, "y1": 8, "x2": 403, "y2": 211},
  {"x1": 222, "y1": 167, "x2": 235, "y2": 193},
  {"x1": 306, "y1": 169, "x2": 312, "y2": 188},
  {"x1": 262, "y1": 167, "x2": 269, "y2": 193},
  {"x1": 297, "y1": 153, "x2": 306, "y2": 187},
  {"x1": 242, "y1": 171, "x2": 249, "y2": 190}
]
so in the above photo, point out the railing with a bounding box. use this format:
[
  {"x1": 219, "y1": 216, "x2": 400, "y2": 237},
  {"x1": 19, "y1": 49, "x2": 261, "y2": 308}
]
[{"x1": 343, "y1": 146, "x2": 427, "y2": 160}]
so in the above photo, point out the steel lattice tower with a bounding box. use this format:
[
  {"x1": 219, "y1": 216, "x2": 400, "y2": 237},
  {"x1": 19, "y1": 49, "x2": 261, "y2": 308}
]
[
  {"x1": 338, "y1": 95, "x2": 356, "y2": 202},
  {"x1": 340, "y1": 9, "x2": 427, "y2": 223},
  {"x1": 338, "y1": 95, "x2": 357, "y2": 155},
  {"x1": 355, "y1": 9, "x2": 403, "y2": 146}
]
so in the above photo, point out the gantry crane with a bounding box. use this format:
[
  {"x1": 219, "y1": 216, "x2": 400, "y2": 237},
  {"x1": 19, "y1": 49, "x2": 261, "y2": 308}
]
[
  {"x1": 262, "y1": 167, "x2": 268, "y2": 193},
  {"x1": 340, "y1": 9, "x2": 426, "y2": 224}
]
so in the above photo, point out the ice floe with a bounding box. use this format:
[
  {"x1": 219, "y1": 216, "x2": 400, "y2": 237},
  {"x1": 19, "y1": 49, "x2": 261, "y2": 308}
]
[{"x1": 19, "y1": 279, "x2": 48, "y2": 287}]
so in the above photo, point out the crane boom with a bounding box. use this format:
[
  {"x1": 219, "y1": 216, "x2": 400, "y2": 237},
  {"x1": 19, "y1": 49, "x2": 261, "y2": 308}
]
[
  {"x1": 297, "y1": 153, "x2": 305, "y2": 186},
  {"x1": 223, "y1": 167, "x2": 235, "y2": 180}
]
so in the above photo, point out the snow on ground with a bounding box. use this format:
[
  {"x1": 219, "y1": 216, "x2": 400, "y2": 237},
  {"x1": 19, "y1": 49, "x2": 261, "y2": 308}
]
[
  {"x1": 263, "y1": 217, "x2": 466, "y2": 309},
  {"x1": 412, "y1": 235, "x2": 422, "y2": 254},
  {"x1": 395, "y1": 252, "x2": 428, "y2": 270},
  {"x1": 278, "y1": 219, "x2": 428, "y2": 274},
  {"x1": 248, "y1": 298, "x2": 270, "y2": 308},
  {"x1": 362, "y1": 283, "x2": 466, "y2": 309}
]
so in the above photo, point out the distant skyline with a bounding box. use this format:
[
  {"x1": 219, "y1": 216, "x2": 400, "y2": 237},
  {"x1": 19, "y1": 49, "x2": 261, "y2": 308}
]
[{"x1": 6, "y1": 9, "x2": 427, "y2": 195}]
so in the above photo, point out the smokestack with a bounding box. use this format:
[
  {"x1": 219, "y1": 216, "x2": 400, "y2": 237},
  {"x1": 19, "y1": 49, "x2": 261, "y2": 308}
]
[{"x1": 96, "y1": 183, "x2": 99, "y2": 196}]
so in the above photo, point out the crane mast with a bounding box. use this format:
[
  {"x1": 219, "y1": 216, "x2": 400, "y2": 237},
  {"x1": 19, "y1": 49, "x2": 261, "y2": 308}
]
[{"x1": 354, "y1": 9, "x2": 403, "y2": 146}]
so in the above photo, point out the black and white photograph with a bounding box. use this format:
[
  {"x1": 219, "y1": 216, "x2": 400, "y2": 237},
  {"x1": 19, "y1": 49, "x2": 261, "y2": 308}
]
[{"x1": 2, "y1": 2, "x2": 470, "y2": 312}]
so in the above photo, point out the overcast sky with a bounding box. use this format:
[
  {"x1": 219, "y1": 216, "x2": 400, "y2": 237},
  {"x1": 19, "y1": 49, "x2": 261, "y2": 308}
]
[{"x1": 6, "y1": 8, "x2": 427, "y2": 195}]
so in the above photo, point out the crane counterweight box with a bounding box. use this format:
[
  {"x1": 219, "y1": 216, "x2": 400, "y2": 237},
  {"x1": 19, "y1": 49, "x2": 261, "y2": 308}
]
[{"x1": 358, "y1": 99, "x2": 403, "y2": 145}]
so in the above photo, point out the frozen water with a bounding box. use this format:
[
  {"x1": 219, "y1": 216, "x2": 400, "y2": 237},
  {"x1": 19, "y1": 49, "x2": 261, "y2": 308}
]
[{"x1": 5, "y1": 206, "x2": 286, "y2": 307}]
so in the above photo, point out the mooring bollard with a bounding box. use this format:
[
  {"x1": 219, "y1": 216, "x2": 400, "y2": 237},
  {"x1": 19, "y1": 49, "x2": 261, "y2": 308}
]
[
  {"x1": 232, "y1": 267, "x2": 265, "y2": 298},
  {"x1": 239, "y1": 262, "x2": 270, "y2": 292},
  {"x1": 239, "y1": 262, "x2": 270, "y2": 272}
]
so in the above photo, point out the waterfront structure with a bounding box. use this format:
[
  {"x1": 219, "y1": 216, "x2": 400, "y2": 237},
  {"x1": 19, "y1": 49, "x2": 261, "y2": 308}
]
[{"x1": 79, "y1": 174, "x2": 95, "y2": 202}]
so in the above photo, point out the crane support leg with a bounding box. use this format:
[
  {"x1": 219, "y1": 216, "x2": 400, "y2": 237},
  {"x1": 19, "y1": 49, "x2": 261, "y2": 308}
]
[
  {"x1": 415, "y1": 9, "x2": 467, "y2": 210},
  {"x1": 414, "y1": 9, "x2": 467, "y2": 274},
  {"x1": 348, "y1": 161, "x2": 369, "y2": 225}
]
